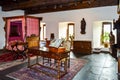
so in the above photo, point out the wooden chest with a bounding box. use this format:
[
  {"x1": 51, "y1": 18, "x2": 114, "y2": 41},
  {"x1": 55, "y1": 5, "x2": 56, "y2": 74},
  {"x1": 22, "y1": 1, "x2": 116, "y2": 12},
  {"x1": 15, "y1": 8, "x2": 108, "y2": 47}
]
[{"x1": 73, "y1": 40, "x2": 92, "y2": 54}]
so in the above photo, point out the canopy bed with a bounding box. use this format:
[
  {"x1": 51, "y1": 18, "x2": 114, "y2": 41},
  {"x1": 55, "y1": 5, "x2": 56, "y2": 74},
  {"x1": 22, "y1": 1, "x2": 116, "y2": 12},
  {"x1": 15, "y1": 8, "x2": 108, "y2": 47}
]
[{"x1": 3, "y1": 15, "x2": 42, "y2": 50}]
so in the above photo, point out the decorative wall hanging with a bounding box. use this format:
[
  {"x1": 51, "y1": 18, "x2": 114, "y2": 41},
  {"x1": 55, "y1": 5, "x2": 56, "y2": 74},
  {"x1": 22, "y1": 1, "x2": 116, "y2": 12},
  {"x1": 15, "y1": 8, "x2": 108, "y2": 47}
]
[{"x1": 80, "y1": 18, "x2": 86, "y2": 34}]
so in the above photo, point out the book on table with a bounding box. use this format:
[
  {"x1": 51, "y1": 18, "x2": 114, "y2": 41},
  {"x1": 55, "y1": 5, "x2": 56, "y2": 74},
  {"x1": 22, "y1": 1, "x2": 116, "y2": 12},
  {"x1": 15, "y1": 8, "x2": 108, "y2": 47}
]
[
  {"x1": 49, "y1": 39, "x2": 65, "y2": 53},
  {"x1": 49, "y1": 39, "x2": 64, "y2": 48}
]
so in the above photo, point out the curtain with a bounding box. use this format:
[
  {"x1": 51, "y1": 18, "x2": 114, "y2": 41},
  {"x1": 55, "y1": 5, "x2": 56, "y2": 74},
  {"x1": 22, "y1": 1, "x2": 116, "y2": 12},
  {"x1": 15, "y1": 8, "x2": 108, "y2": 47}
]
[{"x1": 26, "y1": 18, "x2": 39, "y2": 36}]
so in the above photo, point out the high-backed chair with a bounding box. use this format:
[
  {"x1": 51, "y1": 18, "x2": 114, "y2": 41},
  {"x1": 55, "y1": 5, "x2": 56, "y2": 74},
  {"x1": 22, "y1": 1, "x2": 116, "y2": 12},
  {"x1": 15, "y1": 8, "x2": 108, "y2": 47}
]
[
  {"x1": 62, "y1": 40, "x2": 71, "y2": 68},
  {"x1": 26, "y1": 34, "x2": 40, "y2": 59},
  {"x1": 26, "y1": 34, "x2": 39, "y2": 48}
]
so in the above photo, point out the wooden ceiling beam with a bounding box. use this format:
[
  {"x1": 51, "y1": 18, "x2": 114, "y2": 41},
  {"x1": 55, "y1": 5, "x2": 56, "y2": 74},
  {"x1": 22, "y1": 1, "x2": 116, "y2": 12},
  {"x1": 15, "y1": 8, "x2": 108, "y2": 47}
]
[
  {"x1": 1, "y1": 0, "x2": 81, "y2": 11},
  {"x1": 25, "y1": 0, "x2": 118, "y2": 14},
  {"x1": 1, "y1": 0, "x2": 118, "y2": 14}
]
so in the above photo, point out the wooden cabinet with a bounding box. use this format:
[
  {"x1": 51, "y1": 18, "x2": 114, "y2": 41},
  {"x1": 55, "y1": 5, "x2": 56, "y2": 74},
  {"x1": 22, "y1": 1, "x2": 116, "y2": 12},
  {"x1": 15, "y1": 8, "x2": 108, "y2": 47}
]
[{"x1": 73, "y1": 41, "x2": 92, "y2": 54}]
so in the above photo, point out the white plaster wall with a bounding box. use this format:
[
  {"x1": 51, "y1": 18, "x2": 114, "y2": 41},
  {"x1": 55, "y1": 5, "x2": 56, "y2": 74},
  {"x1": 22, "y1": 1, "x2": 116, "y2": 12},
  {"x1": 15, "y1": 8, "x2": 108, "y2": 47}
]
[
  {"x1": 93, "y1": 21, "x2": 102, "y2": 48},
  {"x1": 31, "y1": 6, "x2": 119, "y2": 41},
  {"x1": 0, "y1": 6, "x2": 119, "y2": 49}
]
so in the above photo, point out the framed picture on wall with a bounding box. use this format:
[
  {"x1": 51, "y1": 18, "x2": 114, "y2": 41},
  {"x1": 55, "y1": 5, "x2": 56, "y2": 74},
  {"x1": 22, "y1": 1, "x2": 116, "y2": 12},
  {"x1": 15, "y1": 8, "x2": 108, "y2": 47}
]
[{"x1": 118, "y1": 0, "x2": 120, "y2": 14}]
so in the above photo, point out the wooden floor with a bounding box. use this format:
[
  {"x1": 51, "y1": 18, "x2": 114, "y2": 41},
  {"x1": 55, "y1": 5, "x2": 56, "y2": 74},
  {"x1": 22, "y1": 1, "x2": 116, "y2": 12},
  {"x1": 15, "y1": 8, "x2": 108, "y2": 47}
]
[{"x1": 0, "y1": 51, "x2": 118, "y2": 80}]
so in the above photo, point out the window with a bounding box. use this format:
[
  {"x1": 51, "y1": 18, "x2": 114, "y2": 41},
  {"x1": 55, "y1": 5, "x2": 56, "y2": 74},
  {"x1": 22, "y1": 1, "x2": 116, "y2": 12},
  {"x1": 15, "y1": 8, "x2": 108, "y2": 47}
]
[
  {"x1": 101, "y1": 22, "x2": 112, "y2": 47},
  {"x1": 59, "y1": 22, "x2": 75, "y2": 41},
  {"x1": 40, "y1": 23, "x2": 46, "y2": 40},
  {"x1": 67, "y1": 23, "x2": 75, "y2": 40}
]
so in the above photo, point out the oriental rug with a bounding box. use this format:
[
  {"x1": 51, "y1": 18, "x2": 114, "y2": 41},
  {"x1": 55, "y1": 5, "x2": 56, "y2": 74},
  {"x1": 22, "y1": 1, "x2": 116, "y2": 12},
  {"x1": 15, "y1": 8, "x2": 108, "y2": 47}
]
[{"x1": 7, "y1": 58, "x2": 87, "y2": 80}]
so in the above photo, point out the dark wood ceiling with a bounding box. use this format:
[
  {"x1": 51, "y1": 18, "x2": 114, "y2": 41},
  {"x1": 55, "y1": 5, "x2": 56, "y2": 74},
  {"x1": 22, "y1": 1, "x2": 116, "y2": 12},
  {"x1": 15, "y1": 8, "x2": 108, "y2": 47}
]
[{"x1": 0, "y1": 0, "x2": 118, "y2": 15}]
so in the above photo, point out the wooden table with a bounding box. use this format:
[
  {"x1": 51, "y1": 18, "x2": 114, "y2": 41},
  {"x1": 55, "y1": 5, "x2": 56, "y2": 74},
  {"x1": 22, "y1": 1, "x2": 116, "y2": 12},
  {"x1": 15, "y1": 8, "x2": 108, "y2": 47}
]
[{"x1": 27, "y1": 47, "x2": 70, "y2": 79}]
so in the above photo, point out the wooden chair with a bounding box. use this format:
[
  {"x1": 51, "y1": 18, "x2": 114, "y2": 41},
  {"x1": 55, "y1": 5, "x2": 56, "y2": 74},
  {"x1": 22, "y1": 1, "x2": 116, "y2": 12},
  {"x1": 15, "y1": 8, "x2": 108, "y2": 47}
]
[
  {"x1": 26, "y1": 34, "x2": 40, "y2": 61},
  {"x1": 11, "y1": 41, "x2": 28, "y2": 60},
  {"x1": 62, "y1": 40, "x2": 71, "y2": 68},
  {"x1": 26, "y1": 34, "x2": 39, "y2": 48},
  {"x1": 42, "y1": 40, "x2": 52, "y2": 66}
]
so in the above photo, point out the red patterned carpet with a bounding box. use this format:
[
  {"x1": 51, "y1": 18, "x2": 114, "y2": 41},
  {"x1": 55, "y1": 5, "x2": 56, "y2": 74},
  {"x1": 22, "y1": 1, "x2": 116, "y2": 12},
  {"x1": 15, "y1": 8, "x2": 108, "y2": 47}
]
[
  {"x1": 7, "y1": 58, "x2": 87, "y2": 80},
  {"x1": 0, "y1": 52, "x2": 16, "y2": 62},
  {"x1": 0, "y1": 52, "x2": 34, "y2": 71},
  {"x1": 0, "y1": 51, "x2": 34, "y2": 62}
]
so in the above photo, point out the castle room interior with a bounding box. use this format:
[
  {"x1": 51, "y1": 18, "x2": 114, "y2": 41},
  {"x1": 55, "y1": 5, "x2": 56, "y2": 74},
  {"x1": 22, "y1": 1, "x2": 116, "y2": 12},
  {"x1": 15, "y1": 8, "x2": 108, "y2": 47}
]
[{"x1": 0, "y1": 0, "x2": 119, "y2": 80}]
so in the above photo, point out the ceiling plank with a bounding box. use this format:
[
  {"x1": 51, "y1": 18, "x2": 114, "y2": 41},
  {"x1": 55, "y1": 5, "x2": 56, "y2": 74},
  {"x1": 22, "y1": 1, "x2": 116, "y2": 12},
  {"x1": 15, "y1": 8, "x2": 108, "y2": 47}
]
[
  {"x1": 0, "y1": 0, "x2": 118, "y2": 14},
  {"x1": 25, "y1": 0, "x2": 118, "y2": 14},
  {"x1": 1, "y1": 0, "x2": 80, "y2": 11}
]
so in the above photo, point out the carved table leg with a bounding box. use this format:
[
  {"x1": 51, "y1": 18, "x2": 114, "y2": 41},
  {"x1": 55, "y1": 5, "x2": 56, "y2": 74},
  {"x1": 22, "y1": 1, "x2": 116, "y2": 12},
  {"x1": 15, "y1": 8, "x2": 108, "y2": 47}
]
[
  {"x1": 28, "y1": 54, "x2": 31, "y2": 68},
  {"x1": 64, "y1": 58, "x2": 67, "y2": 73},
  {"x1": 57, "y1": 60, "x2": 60, "y2": 80}
]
